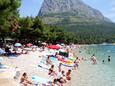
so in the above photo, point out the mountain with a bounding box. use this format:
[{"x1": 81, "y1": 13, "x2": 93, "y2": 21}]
[{"x1": 38, "y1": 0, "x2": 112, "y2": 24}]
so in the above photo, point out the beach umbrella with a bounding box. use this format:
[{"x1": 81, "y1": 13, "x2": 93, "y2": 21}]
[
  {"x1": 14, "y1": 43, "x2": 22, "y2": 47},
  {"x1": 0, "y1": 57, "x2": 4, "y2": 62},
  {"x1": 61, "y1": 43, "x2": 65, "y2": 46},
  {"x1": 48, "y1": 45, "x2": 60, "y2": 50},
  {"x1": 56, "y1": 44, "x2": 62, "y2": 48},
  {"x1": 26, "y1": 43, "x2": 33, "y2": 47},
  {"x1": 32, "y1": 45, "x2": 37, "y2": 48},
  {"x1": 41, "y1": 42, "x2": 47, "y2": 45}
]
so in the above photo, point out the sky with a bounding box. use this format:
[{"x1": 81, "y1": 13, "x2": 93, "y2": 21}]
[{"x1": 19, "y1": 0, "x2": 115, "y2": 22}]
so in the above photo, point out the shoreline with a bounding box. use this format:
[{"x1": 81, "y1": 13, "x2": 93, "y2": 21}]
[{"x1": 1, "y1": 45, "x2": 115, "y2": 86}]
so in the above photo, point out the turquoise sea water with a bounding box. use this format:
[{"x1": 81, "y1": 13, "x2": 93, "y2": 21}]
[
  {"x1": 73, "y1": 44, "x2": 115, "y2": 86},
  {"x1": 82, "y1": 44, "x2": 115, "y2": 70}
]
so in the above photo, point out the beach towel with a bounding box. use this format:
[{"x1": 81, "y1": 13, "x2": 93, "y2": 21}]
[
  {"x1": 38, "y1": 62, "x2": 49, "y2": 70},
  {"x1": 32, "y1": 76, "x2": 52, "y2": 85},
  {"x1": 50, "y1": 57, "x2": 58, "y2": 63},
  {"x1": 61, "y1": 63, "x2": 74, "y2": 67}
]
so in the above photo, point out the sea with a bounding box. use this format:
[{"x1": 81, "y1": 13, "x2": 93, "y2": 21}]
[{"x1": 71, "y1": 44, "x2": 115, "y2": 86}]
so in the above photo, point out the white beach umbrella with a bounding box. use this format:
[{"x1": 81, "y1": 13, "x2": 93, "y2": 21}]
[
  {"x1": 41, "y1": 42, "x2": 47, "y2": 45},
  {"x1": 56, "y1": 44, "x2": 62, "y2": 48}
]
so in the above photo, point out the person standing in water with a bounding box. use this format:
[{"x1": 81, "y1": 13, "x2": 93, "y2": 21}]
[
  {"x1": 91, "y1": 54, "x2": 97, "y2": 64},
  {"x1": 108, "y1": 56, "x2": 111, "y2": 62}
]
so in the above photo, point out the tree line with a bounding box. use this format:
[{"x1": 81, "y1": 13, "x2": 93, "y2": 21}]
[{"x1": 0, "y1": 0, "x2": 75, "y2": 44}]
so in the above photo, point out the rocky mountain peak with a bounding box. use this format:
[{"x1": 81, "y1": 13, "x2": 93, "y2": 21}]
[{"x1": 38, "y1": 0, "x2": 111, "y2": 24}]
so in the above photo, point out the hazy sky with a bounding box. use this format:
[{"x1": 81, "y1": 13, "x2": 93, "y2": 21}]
[{"x1": 19, "y1": 0, "x2": 115, "y2": 22}]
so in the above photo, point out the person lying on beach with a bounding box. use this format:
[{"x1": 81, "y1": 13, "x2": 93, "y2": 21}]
[
  {"x1": 48, "y1": 65, "x2": 57, "y2": 77},
  {"x1": 20, "y1": 72, "x2": 32, "y2": 86},
  {"x1": 46, "y1": 56, "x2": 53, "y2": 65},
  {"x1": 66, "y1": 69, "x2": 71, "y2": 81}
]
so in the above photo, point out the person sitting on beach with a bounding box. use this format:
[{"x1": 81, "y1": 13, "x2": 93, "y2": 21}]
[
  {"x1": 20, "y1": 72, "x2": 32, "y2": 86},
  {"x1": 56, "y1": 70, "x2": 66, "y2": 83},
  {"x1": 52, "y1": 79, "x2": 61, "y2": 86},
  {"x1": 52, "y1": 71, "x2": 67, "y2": 86},
  {"x1": 59, "y1": 71, "x2": 67, "y2": 84},
  {"x1": 46, "y1": 56, "x2": 53, "y2": 65},
  {"x1": 66, "y1": 69, "x2": 71, "y2": 81},
  {"x1": 48, "y1": 65, "x2": 56, "y2": 77}
]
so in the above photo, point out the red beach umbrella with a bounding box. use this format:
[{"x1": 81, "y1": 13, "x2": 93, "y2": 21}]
[
  {"x1": 27, "y1": 43, "x2": 33, "y2": 47},
  {"x1": 48, "y1": 45, "x2": 60, "y2": 50}
]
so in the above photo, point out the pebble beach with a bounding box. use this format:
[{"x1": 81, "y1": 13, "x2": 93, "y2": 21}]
[{"x1": 1, "y1": 44, "x2": 115, "y2": 86}]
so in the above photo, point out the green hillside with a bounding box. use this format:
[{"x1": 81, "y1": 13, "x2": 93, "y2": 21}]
[{"x1": 46, "y1": 22, "x2": 115, "y2": 44}]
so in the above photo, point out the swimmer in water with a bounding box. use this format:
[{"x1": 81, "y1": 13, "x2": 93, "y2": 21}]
[
  {"x1": 108, "y1": 56, "x2": 111, "y2": 62},
  {"x1": 102, "y1": 60, "x2": 105, "y2": 64}
]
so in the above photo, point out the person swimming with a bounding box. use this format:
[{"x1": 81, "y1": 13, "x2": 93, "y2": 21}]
[{"x1": 102, "y1": 60, "x2": 105, "y2": 64}]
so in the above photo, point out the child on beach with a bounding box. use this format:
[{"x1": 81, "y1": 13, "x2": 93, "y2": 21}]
[{"x1": 20, "y1": 72, "x2": 32, "y2": 86}]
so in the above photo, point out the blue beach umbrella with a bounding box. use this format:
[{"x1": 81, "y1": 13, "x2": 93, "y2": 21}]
[{"x1": 14, "y1": 43, "x2": 22, "y2": 47}]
